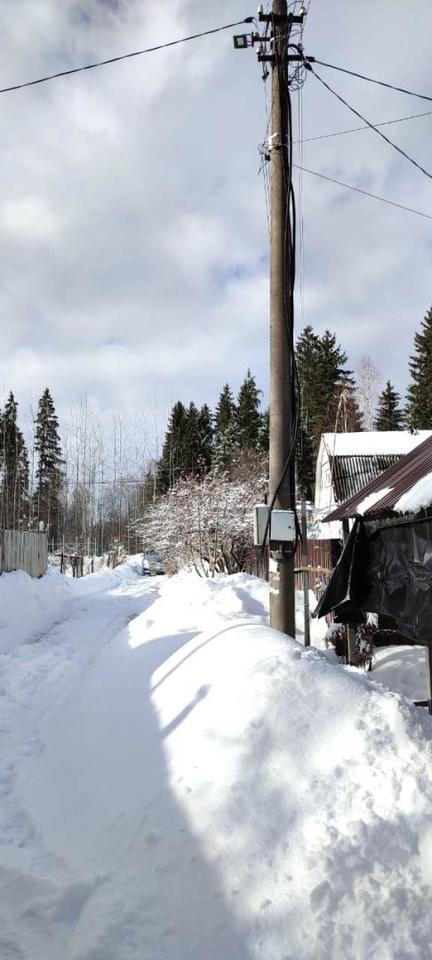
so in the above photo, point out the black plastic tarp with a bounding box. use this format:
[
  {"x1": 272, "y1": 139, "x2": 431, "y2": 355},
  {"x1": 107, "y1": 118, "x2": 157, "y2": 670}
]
[{"x1": 314, "y1": 515, "x2": 432, "y2": 645}]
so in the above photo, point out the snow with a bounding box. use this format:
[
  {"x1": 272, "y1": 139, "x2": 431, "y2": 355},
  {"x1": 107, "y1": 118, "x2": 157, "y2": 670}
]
[
  {"x1": 394, "y1": 469, "x2": 432, "y2": 513},
  {"x1": 372, "y1": 645, "x2": 428, "y2": 701},
  {"x1": 356, "y1": 486, "x2": 393, "y2": 515},
  {"x1": 0, "y1": 566, "x2": 71, "y2": 653},
  {"x1": 2, "y1": 563, "x2": 432, "y2": 958},
  {"x1": 321, "y1": 430, "x2": 432, "y2": 458}
]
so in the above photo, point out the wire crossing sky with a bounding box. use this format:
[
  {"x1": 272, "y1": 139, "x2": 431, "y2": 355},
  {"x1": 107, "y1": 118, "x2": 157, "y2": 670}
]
[
  {"x1": 314, "y1": 59, "x2": 432, "y2": 104},
  {"x1": 0, "y1": 18, "x2": 252, "y2": 95},
  {"x1": 310, "y1": 67, "x2": 432, "y2": 180},
  {"x1": 0, "y1": 0, "x2": 430, "y2": 431}
]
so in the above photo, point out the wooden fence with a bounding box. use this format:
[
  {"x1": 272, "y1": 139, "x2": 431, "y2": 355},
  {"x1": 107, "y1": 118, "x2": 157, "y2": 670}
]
[
  {"x1": 0, "y1": 530, "x2": 48, "y2": 578},
  {"x1": 294, "y1": 538, "x2": 340, "y2": 591}
]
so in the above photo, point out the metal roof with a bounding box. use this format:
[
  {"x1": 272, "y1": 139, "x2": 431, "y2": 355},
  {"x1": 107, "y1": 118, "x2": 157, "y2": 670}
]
[
  {"x1": 330, "y1": 454, "x2": 400, "y2": 503},
  {"x1": 324, "y1": 434, "x2": 432, "y2": 522}
]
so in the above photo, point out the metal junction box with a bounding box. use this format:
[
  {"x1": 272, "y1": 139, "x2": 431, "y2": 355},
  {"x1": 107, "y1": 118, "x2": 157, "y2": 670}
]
[
  {"x1": 253, "y1": 504, "x2": 269, "y2": 547},
  {"x1": 270, "y1": 509, "x2": 295, "y2": 545}
]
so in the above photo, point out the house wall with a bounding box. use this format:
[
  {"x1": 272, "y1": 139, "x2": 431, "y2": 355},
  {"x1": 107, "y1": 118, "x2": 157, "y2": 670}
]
[{"x1": 315, "y1": 444, "x2": 337, "y2": 512}]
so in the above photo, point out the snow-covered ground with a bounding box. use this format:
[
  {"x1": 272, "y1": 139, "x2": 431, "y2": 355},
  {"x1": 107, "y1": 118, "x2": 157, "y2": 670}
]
[{"x1": 1, "y1": 562, "x2": 432, "y2": 958}]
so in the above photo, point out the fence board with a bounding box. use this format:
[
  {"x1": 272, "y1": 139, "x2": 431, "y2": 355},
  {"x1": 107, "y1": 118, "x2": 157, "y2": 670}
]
[
  {"x1": 294, "y1": 539, "x2": 341, "y2": 591},
  {"x1": 0, "y1": 531, "x2": 48, "y2": 578}
]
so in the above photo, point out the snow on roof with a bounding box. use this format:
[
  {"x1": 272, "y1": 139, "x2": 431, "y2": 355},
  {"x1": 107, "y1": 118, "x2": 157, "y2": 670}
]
[
  {"x1": 321, "y1": 430, "x2": 432, "y2": 458},
  {"x1": 356, "y1": 487, "x2": 393, "y2": 515},
  {"x1": 394, "y1": 470, "x2": 432, "y2": 514}
]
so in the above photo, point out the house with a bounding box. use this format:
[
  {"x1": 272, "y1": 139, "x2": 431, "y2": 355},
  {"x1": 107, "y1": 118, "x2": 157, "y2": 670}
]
[
  {"x1": 315, "y1": 433, "x2": 432, "y2": 648},
  {"x1": 314, "y1": 430, "x2": 432, "y2": 514}
]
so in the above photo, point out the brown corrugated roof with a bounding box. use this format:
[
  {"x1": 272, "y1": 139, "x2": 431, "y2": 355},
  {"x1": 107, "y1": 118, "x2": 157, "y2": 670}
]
[{"x1": 324, "y1": 434, "x2": 432, "y2": 521}]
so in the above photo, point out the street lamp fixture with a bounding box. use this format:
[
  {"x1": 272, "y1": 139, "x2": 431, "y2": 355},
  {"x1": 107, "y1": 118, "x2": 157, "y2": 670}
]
[{"x1": 233, "y1": 35, "x2": 249, "y2": 50}]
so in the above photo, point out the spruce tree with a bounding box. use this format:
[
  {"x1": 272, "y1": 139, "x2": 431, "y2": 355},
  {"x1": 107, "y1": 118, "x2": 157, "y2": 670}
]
[
  {"x1": 158, "y1": 401, "x2": 214, "y2": 491},
  {"x1": 259, "y1": 408, "x2": 269, "y2": 456},
  {"x1": 34, "y1": 388, "x2": 64, "y2": 541},
  {"x1": 236, "y1": 370, "x2": 262, "y2": 449},
  {"x1": 0, "y1": 392, "x2": 29, "y2": 529},
  {"x1": 405, "y1": 306, "x2": 432, "y2": 429},
  {"x1": 327, "y1": 380, "x2": 364, "y2": 433},
  {"x1": 296, "y1": 325, "x2": 353, "y2": 497},
  {"x1": 296, "y1": 425, "x2": 316, "y2": 501},
  {"x1": 197, "y1": 404, "x2": 214, "y2": 473},
  {"x1": 375, "y1": 381, "x2": 404, "y2": 431},
  {"x1": 213, "y1": 384, "x2": 237, "y2": 470},
  {"x1": 158, "y1": 401, "x2": 188, "y2": 492},
  {"x1": 215, "y1": 384, "x2": 236, "y2": 439}
]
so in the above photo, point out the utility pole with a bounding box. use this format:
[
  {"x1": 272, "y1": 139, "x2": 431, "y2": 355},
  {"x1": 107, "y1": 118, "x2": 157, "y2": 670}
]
[
  {"x1": 234, "y1": 2, "x2": 313, "y2": 637},
  {"x1": 268, "y1": 0, "x2": 295, "y2": 636}
]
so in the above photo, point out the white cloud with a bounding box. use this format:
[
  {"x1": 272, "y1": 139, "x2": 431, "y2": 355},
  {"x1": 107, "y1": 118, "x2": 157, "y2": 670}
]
[
  {"x1": 2, "y1": 196, "x2": 61, "y2": 242},
  {"x1": 0, "y1": 0, "x2": 430, "y2": 446}
]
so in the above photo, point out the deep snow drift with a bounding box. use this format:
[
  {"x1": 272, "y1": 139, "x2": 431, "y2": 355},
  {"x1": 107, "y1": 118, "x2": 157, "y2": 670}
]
[{"x1": 1, "y1": 563, "x2": 432, "y2": 959}]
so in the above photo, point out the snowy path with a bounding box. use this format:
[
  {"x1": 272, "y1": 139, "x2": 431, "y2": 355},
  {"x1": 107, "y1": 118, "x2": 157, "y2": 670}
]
[
  {"x1": 0, "y1": 569, "x2": 263, "y2": 960},
  {"x1": 3, "y1": 565, "x2": 432, "y2": 960},
  {"x1": 0, "y1": 571, "x2": 164, "y2": 957}
]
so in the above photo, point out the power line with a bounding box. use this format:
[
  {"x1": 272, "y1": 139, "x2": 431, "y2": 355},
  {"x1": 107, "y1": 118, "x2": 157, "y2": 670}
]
[
  {"x1": 310, "y1": 67, "x2": 432, "y2": 180},
  {"x1": 315, "y1": 59, "x2": 432, "y2": 104},
  {"x1": 292, "y1": 162, "x2": 432, "y2": 220},
  {"x1": 0, "y1": 19, "x2": 252, "y2": 95},
  {"x1": 294, "y1": 108, "x2": 432, "y2": 144}
]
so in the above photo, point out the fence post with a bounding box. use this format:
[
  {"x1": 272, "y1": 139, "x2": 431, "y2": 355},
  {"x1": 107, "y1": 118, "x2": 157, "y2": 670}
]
[
  {"x1": 342, "y1": 519, "x2": 358, "y2": 665},
  {"x1": 301, "y1": 500, "x2": 311, "y2": 647}
]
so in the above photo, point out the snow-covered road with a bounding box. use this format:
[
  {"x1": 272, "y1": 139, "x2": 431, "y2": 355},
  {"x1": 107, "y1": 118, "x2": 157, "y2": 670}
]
[
  {"x1": 0, "y1": 565, "x2": 272, "y2": 959},
  {"x1": 2, "y1": 563, "x2": 432, "y2": 960}
]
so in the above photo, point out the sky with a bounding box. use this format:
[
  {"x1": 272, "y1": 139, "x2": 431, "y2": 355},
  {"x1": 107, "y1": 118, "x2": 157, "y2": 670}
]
[{"x1": 0, "y1": 0, "x2": 431, "y2": 446}]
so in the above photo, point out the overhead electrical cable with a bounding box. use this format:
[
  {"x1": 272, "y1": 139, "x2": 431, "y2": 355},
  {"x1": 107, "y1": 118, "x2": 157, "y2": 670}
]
[
  {"x1": 292, "y1": 162, "x2": 432, "y2": 220},
  {"x1": 310, "y1": 66, "x2": 432, "y2": 180},
  {"x1": 314, "y1": 59, "x2": 432, "y2": 104},
  {"x1": 294, "y1": 108, "x2": 432, "y2": 144},
  {"x1": 0, "y1": 19, "x2": 252, "y2": 95}
]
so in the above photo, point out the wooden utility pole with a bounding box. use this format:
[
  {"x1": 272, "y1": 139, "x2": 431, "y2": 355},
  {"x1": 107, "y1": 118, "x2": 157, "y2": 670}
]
[
  {"x1": 268, "y1": 0, "x2": 295, "y2": 636},
  {"x1": 233, "y1": 1, "x2": 311, "y2": 637}
]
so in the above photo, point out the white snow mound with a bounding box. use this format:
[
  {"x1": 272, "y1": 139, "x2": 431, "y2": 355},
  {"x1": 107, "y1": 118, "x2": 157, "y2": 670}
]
[
  {"x1": 144, "y1": 619, "x2": 432, "y2": 959},
  {"x1": 0, "y1": 566, "x2": 71, "y2": 653},
  {"x1": 2, "y1": 568, "x2": 432, "y2": 959}
]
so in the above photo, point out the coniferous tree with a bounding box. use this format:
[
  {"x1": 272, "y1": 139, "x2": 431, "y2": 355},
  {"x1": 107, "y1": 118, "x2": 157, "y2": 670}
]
[
  {"x1": 34, "y1": 388, "x2": 64, "y2": 541},
  {"x1": 158, "y1": 401, "x2": 188, "y2": 492},
  {"x1": 158, "y1": 401, "x2": 214, "y2": 491},
  {"x1": 214, "y1": 384, "x2": 237, "y2": 470},
  {"x1": 296, "y1": 425, "x2": 316, "y2": 501},
  {"x1": 197, "y1": 404, "x2": 214, "y2": 473},
  {"x1": 405, "y1": 306, "x2": 432, "y2": 430},
  {"x1": 375, "y1": 381, "x2": 404, "y2": 431},
  {"x1": 215, "y1": 384, "x2": 236, "y2": 439},
  {"x1": 320, "y1": 332, "x2": 354, "y2": 433},
  {"x1": 327, "y1": 380, "x2": 364, "y2": 433},
  {"x1": 296, "y1": 325, "x2": 353, "y2": 498},
  {"x1": 259, "y1": 408, "x2": 269, "y2": 456},
  {"x1": 236, "y1": 370, "x2": 262, "y2": 449},
  {"x1": 0, "y1": 392, "x2": 29, "y2": 529},
  {"x1": 183, "y1": 402, "x2": 201, "y2": 474}
]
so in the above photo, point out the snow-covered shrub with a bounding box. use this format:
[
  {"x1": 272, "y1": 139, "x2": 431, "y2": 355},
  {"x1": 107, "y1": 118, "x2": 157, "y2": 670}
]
[
  {"x1": 325, "y1": 623, "x2": 347, "y2": 659},
  {"x1": 137, "y1": 469, "x2": 267, "y2": 577},
  {"x1": 325, "y1": 621, "x2": 377, "y2": 670},
  {"x1": 354, "y1": 622, "x2": 377, "y2": 671}
]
